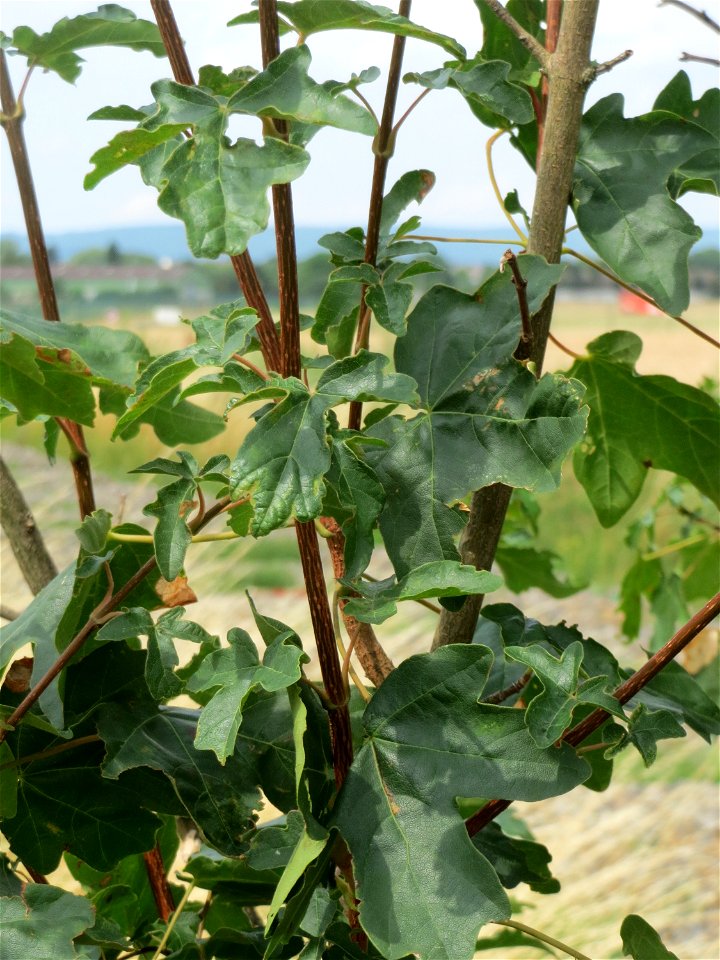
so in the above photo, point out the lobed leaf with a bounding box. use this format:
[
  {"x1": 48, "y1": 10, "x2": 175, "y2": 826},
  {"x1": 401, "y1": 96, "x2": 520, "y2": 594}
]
[
  {"x1": 98, "y1": 699, "x2": 261, "y2": 858},
  {"x1": 186, "y1": 626, "x2": 308, "y2": 763},
  {"x1": 620, "y1": 915, "x2": 679, "y2": 960},
  {"x1": 2, "y1": 726, "x2": 161, "y2": 874},
  {"x1": 366, "y1": 263, "x2": 586, "y2": 577},
  {"x1": 405, "y1": 58, "x2": 534, "y2": 126},
  {"x1": 573, "y1": 95, "x2": 714, "y2": 315},
  {"x1": 334, "y1": 645, "x2": 590, "y2": 959},
  {"x1": 653, "y1": 71, "x2": 719, "y2": 197},
  {"x1": 505, "y1": 641, "x2": 624, "y2": 748},
  {"x1": 142, "y1": 477, "x2": 196, "y2": 582},
  {"x1": 85, "y1": 124, "x2": 187, "y2": 189},
  {"x1": 232, "y1": 1, "x2": 466, "y2": 59},
  {"x1": 321, "y1": 435, "x2": 385, "y2": 578},
  {"x1": 228, "y1": 44, "x2": 376, "y2": 137},
  {"x1": 0, "y1": 884, "x2": 94, "y2": 960},
  {"x1": 343, "y1": 561, "x2": 502, "y2": 623},
  {"x1": 570, "y1": 331, "x2": 720, "y2": 525},
  {"x1": 604, "y1": 704, "x2": 686, "y2": 767},
  {"x1": 5, "y1": 4, "x2": 165, "y2": 83}
]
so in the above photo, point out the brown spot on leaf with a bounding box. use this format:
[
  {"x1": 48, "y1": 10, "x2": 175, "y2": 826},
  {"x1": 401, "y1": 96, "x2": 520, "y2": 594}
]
[
  {"x1": 3, "y1": 657, "x2": 33, "y2": 694},
  {"x1": 642, "y1": 459, "x2": 653, "y2": 468},
  {"x1": 155, "y1": 576, "x2": 197, "y2": 607},
  {"x1": 418, "y1": 169, "x2": 436, "y2": 199}
]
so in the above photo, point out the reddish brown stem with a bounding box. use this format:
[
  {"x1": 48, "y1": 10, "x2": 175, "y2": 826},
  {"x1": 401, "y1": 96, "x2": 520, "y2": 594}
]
[
  {"x1": 143, "y1": 846, "x2": 175, "y2": 921},
  {"x1": 150, "y1": 0, "x2": 282, "y2": 374},
  {"x1": 323, "y1": 517, "x2": 395, "y2": 687},
  {"x1": 0, "y1": 497, "x2": 228, "y2": 745},
  {"x1": 0, "y1": 51, "x2": 95, "y2": 520},
  {"x1": 482, "y1": 669, "x2": 532, "y2": 705},
  {"x1": 501, "y1": 249, "x2": 532, "y2": 347},
  {"x1": 295, "y1": 521, "x2": 354, "y2": 787},
  {"x1": 253, "y1": 1, "x2": 354, "y2": 788},
  {"x1": 348, "y1": 0, "x2": 412, "y2": 431},
  {"x1": 466, "y1": 591, "x2": 720, "y2": 835},
  {"x1": 259, "y1": 0, "x2": 300, "y2": 380}
]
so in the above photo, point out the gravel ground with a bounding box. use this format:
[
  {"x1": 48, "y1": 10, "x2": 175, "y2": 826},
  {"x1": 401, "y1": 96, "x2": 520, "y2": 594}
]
[{"x1": 2, "y1": 443, "x2": 718, "y2": 960}]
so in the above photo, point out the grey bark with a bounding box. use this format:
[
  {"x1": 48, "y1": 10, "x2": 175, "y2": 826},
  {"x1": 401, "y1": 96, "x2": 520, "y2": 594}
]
[
  {"x1": 433, "y1": 0, "x2": 601, "y2": 649},
  {"x1": 0, "y1": 455, "x2": 57, "y2": 595}
]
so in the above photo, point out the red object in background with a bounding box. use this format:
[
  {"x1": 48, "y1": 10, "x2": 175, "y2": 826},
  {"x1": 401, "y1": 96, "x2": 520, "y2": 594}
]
[{"x1": 619, "y1": 289, "x2": 664, "y2": 315}]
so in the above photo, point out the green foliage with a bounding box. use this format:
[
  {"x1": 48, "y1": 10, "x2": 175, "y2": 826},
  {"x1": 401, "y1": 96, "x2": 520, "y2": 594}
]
[
  {"x1": 0, "y1": 5, "x2": 717, "y2": 960},
  {"x1": 405, "y1": 57, "x2": 534, "y2": 127},
  {"x1": 334, "y1": 646, "x2": 589, "y2": 959},
  {"x1": 0, "y1": 884, "x2": 94, "y2": 960},
  {"x1": 231, "y1": 0, "x2": 466, "y2": 58},
  {"x1": 505, "y1": 640, "x2": 624, "y2": 747},
  {"x1": 573, "y1": 94, "x2": 713, "y2": 314},
  {"x1": 620, "y1": 914, "x2": 679, "y2": 960},
  {"x1": 1, "y1": 4, "x2": 165, "y2": 83},
  {"x1": 569, "y1": 331, "x2": 719, "y2": 526}
]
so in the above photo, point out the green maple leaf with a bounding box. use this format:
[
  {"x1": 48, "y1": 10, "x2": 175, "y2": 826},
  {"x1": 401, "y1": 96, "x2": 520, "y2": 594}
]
[
  {"x1": 334, "y1": 645, "x2": 589, "y2": 959},
  {"x1": 569, "y1": 331, "x2": 719, "y2": 526},
  {"x1": 506, "y1": 640, "x2": 624, "y2": 748},
  {"x1": 366, "y1": 259, "x2": 586, "y2": 576},
  {"x1": 573, "y1": 94, "x2": 714, "y2": 314},
  {"x1": 4, "y1": 5, "x2": 165, "y2": 83},
  {"x1": 230, "y1": 352, "x2": 418, "y2": 536},
  {"x1": 186, "y1": 626, "x2": 308, "y2": 764}
]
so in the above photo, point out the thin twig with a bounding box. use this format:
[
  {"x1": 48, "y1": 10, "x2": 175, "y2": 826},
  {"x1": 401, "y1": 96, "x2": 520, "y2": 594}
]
[
  {"x1": 641, "y1": 533, "x2": 707, "y2": 561},
  {"x1": 151, "y1": 880, "x2": 195, "y2": 960},
  {"x1": 0, "y1": 51, "x2": 95, "y2": 519},
  {"x1": 144, "y1": 846, "x2": 175, "y2": 923},
  {"x1": 660, "y1": 0, "x2": 720, "y2": 32},
  {"x1": 323, "y1": 518, "x2": 395, "y2": 685},
  {"x1": 548, "y1": 331, "x2": 581, "y2": 359},
  {"x1": 350, "y1": 87, "x2": 379, "y2": 125},
  {"x1": 674, "y1": 504, "x2": 720, "y2": 533},
  {"x1": 486, "y1": 130, "x2": 528, "y2": 244},
  {"x1": 564, "y1": 246, "x2": 720, "y2": 348},
  {"x1": 348, "y1": 0, "x2": 413, "y2": 432},
  {"x1": 391, "y1": 86, "x2": 431, "y2": 137},
  {"x1": 493, "y1": 919, "x2": 591, "y2": 960},
  {"x1": 332, "y1": 589, "x2": 372, "y2": 703},
  {"x1": 0, "y1": 733, "x2": 101, "y2": 771},
  {"x1": 255, "y1": 0, "x2": 355, "y2": 788},
  {"x1": 405, "y1": 233, "x2": 524, "y2": 246},
  {"x1": 680, "y1": 51, "x2": 720, "y2": 65},
  {"x1": 481, "y1": 0, "x2": 550, "y2": 67},
  {"x1": 590, "y1": 48, "x2": 633, "y2": 78},
  {"x1": 260, "y1": 0, "x2": 300, "y2": 380},
  {"x1": 466, "y1": 590, "x2": 720, "y2": 835},
  {"x1": 0, "y1": 497, "x2": 229, "y2": 745},
  {"x1": 501, "y1": 249, "x2": 532, "y2": 344},
  {"x1": 482, "y1": 669, "x2": 532, "y2": 705},
  {"x1": 538, "y1": 0, "x2": 561, "y2": 166}
]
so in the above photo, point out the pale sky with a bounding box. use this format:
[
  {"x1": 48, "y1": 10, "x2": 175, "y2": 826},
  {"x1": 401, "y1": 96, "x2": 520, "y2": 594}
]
[{"x1": 1, "y1": 0, "x2": 719, "y2": 236}]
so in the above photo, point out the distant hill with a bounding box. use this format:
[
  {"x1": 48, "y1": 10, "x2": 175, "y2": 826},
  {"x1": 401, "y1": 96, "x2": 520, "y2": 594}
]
[{"x1": 3, "y1": 221, "x2": 719, "y2": 268}]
